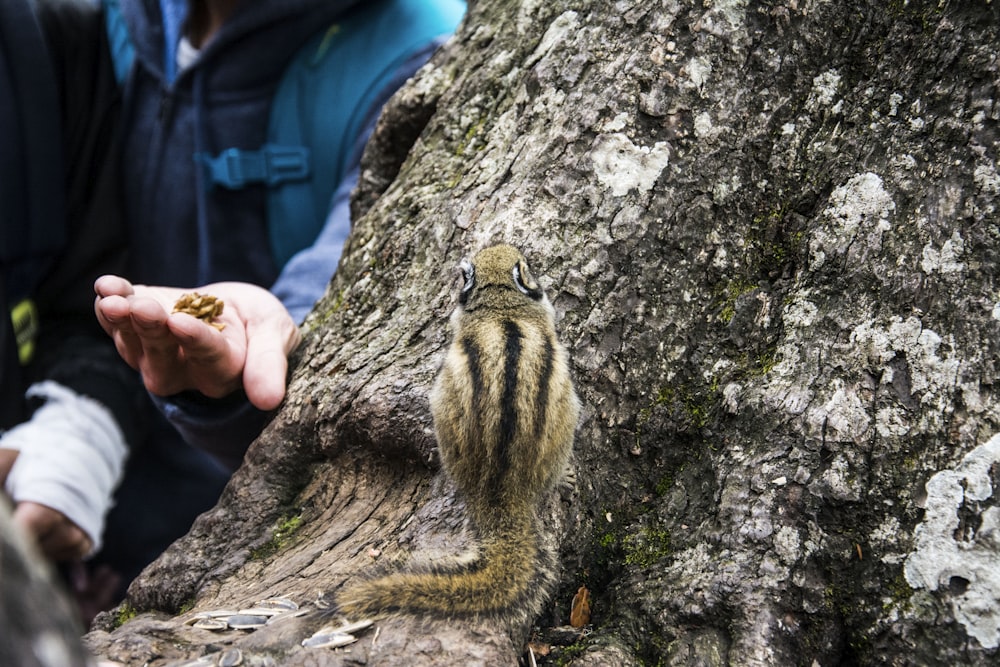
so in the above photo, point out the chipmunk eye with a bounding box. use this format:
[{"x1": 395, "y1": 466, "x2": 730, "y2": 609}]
[
  {"x1": 458, "y1": 259, "x2": 475, "y2": 304},
  {"x1": 512, "y1": 260, "x2": 543, "y2": 301}
]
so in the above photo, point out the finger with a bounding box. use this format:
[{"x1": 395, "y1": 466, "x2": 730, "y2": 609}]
[
  {"x1": 93, "y1": 274, "x2": 136, "y2": 299},
  {"x1": 14, "y1": 503, "x2": 92, "y2": 561},
  {"x1": 129, "y1": 297, "x2": 179, "y2": 362},
  {"x1": 12, "y1": 501, "x2": 59, "y2": 542},
  {"x1": 94, "y1": 294, "x2": 146, "y2": 368},
  {"x1": 167, "y1": 312, "x2": 233, "y2": 361},
  {"x1": 0, "y1": 448, "x2": 18, "y2": 482},
  {"x1": 242, "y1": 320, "x2": 301, "y2": 411},
  {"x1": 243, "y1": 345, "x2": 289, "y2": 411},
  {"x1": 94, "y1": 274, "x2": 135, "y2": 298},
  {"x1": 167, "y1": 313, "x2": 246, "y2": 398},
  {"x1": 127, "y1": 295, "x2": 171, "y2": 332},
  {"x1": 124, "y1": 297, "x2": 198, "y2": 395},
  {"x1": 37, "y1": 522, "x2": 92, "y2": 561},
  {"x1": 94, "y1": 293, "x2": 138, "y2": 336}
]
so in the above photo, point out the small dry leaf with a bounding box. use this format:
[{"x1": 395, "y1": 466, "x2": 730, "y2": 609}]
[
  {"x1": 173, "y1": 292, "x2": 226, "y2": 330},
  {"x1": 570, "y1": 585, "x2": 591, "y2": 628}
]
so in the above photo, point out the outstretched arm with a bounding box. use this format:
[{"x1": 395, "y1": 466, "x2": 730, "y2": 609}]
[{"x1": 94, "y1": 276, "x2": 301, "y2": 411}]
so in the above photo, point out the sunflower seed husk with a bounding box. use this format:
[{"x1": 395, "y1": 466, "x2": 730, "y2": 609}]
[
  {"x1": 315, "y1": 619, "x2": 374, "y2": 636},
  {"x1": 217, "y1": 648, "x2": 243, "y2": 667},
  {"x1": 225, "y1": 614, "x2": 269, "y2": 630},
  {"x1": 236, "y1": 607, "x2": 284, "y2": 617},
  {"x1": 255, "y1": 597, "x2": 299, "y2": 611},
  {"x1": 191, "y1": 618, "x2": 229, "y2": 631},
  {"x1": 301, "y1": 632, "x2": 357, "y2": 649}
]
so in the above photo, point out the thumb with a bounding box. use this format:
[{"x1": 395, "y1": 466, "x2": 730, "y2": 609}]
[{"x1": 242, "y1": 313, "x2": 301, "y2": 412}]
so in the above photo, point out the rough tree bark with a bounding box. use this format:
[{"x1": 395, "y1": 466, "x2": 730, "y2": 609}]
[{"x1": 82, "y1": 0, "x2": 1000, "y2": 665}]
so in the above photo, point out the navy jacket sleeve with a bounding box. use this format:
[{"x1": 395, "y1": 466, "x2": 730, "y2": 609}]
[{"x1": 30, "y1": 0, "x2": 148, "y2": 450}]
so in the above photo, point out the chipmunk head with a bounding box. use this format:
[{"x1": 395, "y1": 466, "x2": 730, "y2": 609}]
[{"x1": 456, "y1": 244, "x2": 546, "y2": 311}]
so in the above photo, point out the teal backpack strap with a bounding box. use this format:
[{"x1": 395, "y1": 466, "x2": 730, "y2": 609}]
[
  {"x1": 264, "y1": 0, "x2": 465, "y2": 268},
  {"x1": 102, "y1": 0, "x2": 134, "y2": 85}
]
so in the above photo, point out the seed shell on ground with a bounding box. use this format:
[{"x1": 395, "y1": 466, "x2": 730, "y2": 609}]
[
  {"x1": 236, "y1": 607, "x2": 284, "y2": 617},
  {"x1": 316, "y1": 619, "x2": 374, "y2": 635},
  {"x1": 225, "y1": 614, "x2": 269, "y2": 630},
  {"x1": 191, "y1": 618, "x2": 229, "y2": 631},
  {"x1": 301, "y1": 632, "x2": 357, "y2": 649},
  {"x1": 255, "y1": 597, "x2": 299, "y2": 611},
  {"x1": 217, "y1": 648, "x2": 243, "y2": 666}
]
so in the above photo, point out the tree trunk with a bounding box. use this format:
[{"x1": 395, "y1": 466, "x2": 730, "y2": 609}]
[{"x1": 85, "y1": 1, "x2": 1000, "y2": 665}]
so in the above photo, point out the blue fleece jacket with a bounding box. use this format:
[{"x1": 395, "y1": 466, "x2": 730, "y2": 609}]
[
  {"x1": 122, "y1": 0, "x2": 363, "y2": 290},
  {"x1": 117, "y1": 0, "x2": 464, "y2": 465}
]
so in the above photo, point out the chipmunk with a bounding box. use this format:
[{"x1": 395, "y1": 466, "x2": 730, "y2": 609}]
[{"x1": 336, "y1": 244, "x2": 580, "y2": 627}]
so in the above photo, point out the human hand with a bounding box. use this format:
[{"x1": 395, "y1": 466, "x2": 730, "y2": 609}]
[
  {"x1": 13, "y1": 500, "x2": 93, "y2": 561},
  {"x1": 2, "y1": 450, "x2": 93, "y2": 560},
  {"x1": 2, "y1": 381, "x2": 127, "y2": 563},
  {"x1": 94, "y1": 276, "x2": 302, "y2": 410}
]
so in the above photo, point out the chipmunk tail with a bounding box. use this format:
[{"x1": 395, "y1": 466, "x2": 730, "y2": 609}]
[{"x1": 336, "y1": 517, "x2": 556, "y2": 627}]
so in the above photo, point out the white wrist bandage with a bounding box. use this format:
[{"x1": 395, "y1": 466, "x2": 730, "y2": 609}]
[{"x1": 1, "y1": 381, "x2": 128, "y2": 555}]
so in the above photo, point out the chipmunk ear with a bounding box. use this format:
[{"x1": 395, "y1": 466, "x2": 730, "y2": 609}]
[
  {"x1": 458, "y1": 258, "x2": 475, "y2": 305},
  {"x1": 512, "y1": 258, "x2": 543, "y2": 301}
]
